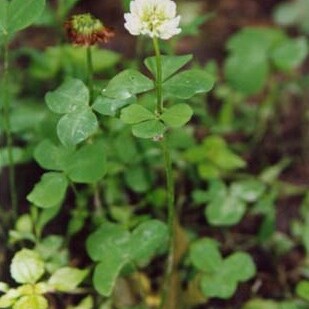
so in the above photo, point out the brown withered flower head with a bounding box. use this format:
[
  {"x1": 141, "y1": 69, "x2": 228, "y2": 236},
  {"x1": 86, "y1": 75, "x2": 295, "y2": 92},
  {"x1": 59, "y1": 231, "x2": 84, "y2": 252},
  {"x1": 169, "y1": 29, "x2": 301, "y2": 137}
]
[{"x1": 65, "y1": 13, "x2": 114, "y2": 46}]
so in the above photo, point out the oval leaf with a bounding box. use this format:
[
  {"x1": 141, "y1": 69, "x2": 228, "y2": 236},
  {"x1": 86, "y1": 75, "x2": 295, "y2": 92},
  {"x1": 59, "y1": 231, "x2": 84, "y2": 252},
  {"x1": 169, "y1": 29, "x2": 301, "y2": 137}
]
[
  {"x1": 8, "y1": 0, "x2": 45, "y2": 34},
  {"x1": 163, "y1": 69, "x2": 214, "y2": 99},
  {"x1": 13, "y1": 295, "x2": 48, "y2": 309},
  {"x1": 160, "y1": 103, "x2": 193, "y2": 128},
  {"x1": 65, "y1": 140, "x2": 107, "y2": 183},
  {"x1": 93, "y1": 254, "x2": 127, "y2": 297},
  {"x1": 34, "y1": 140, "x2": 73, "y2": 171},
  {"x1": 132, "y1": 119, "x2": 166, "y2": 139},
  {"x1": 144, "y1": 54, "x2": 193, "y2": 81},
  {"x1": 11, "y1": 249, "x2": 45, "y2": 284},
  {"x1": 86, "y1": 222, "x2": 131, "y2": 262},
  {"x1": 120, "y1": 104, "x2": 155, "y2": 124},
  {"x1": 46, "y1": 78, "x2": 89, "y2": 114},
  {"x1": 27, "y1": 172, "x2": 68, "y2": 208},
  {"x1": 103, "y1": 69, "x2": 154, "y2": 99},
  {"x1": 190, "y1": 238, "x2": 223, "y2": 273},
  {"x1": 57, "y1": 109, "x2": 98, "y2": 147},
  {"x1": 48, "y1": 267, "x2": 88, "y2": 292},
  {"x1": 130, "y1": 220, "x2": 168, "y2": 265}
]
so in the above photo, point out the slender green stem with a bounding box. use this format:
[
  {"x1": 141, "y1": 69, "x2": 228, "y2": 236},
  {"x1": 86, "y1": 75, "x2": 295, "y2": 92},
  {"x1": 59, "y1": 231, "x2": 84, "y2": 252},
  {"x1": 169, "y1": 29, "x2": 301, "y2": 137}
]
[
  {"x1": 2, "y1": 37, "x2": 17, "y2": 220},
  {"x1": 86, "y1": 46, "x2": 94, "y2": 101},
  {"x1": 159, "y1": 137, "x2": 176, "y2": 309},
  {"x1": 152, "y1": 37, "x2": 163, "y2": 114},
  {"x1": 152, "y1": 38, "x2": 176, "y2": 309}
]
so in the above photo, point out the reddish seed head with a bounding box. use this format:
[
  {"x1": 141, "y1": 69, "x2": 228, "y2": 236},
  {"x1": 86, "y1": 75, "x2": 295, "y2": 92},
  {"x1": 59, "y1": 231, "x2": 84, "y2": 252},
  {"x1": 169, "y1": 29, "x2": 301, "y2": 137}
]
[{"x1": 65, "y1": 13, "x2": 115, "y2": 46}]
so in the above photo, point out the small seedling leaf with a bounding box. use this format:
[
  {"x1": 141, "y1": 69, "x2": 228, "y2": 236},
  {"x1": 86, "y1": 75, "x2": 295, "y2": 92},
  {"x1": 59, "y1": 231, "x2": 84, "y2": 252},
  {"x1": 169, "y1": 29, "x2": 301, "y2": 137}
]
[
  {"x1": 48, "y1": 267, "x2": 88, "y2": 292},
  {"x1": 10, "y1": 249, "x2": 45, "y2": 284}
]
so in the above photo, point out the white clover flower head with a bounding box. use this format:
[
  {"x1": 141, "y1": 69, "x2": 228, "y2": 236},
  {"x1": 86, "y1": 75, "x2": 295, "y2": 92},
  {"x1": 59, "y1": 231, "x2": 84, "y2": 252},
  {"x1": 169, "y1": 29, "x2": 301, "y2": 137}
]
[{"x1": 124, "y1": 0, "x2": 181, "y2": 40}]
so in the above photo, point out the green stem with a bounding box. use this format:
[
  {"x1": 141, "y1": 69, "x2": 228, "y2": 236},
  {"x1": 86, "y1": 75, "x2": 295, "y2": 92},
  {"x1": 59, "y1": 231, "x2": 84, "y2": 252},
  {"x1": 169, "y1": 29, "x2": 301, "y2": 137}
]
[
  {"x1": 159, "y1": 137, "x2": 176, "y2": 309},
  {"x1": 152, "y1": 37, "x2": 163, "y2": 114},
  {"x1": 86, "y1": 46, "x2": 94, "y2": 101},
  {"x1": 2, "y1": 37, "x2": 17, "y2": 220},
  {"x1": 152, "y1": 38, "x2": 176, "y2": 309}
]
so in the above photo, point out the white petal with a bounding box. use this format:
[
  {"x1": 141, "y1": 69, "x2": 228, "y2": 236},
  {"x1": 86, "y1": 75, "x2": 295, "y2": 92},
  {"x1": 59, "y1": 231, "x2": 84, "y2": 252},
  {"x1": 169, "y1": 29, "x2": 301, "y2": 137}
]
[
  {"x1": 158, "y1": 15, "x2": 181, "y2": 39},
  {"x1": 124, "y1": 13, "x2": 143, "y2": 35}
]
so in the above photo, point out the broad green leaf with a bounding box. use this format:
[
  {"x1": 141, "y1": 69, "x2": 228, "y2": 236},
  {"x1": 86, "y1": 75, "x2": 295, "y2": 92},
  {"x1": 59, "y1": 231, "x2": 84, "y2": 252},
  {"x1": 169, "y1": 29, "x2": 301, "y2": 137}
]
[
  {"x1": 2, "y1": 0, "x2": 46, "y2": 35},
  {"x1": 198, "y1": 162, "x2": 220, "y2": 179},
  {"x1": 227, "y1": 28, "x2": 285, "y2": 54},
  {"x1": 57, "y1": 109, "x2": 98, "y2": 146},
  {"x1": 273, "y1": 2, "x2": 301, "y2": 27},
  {"x1": 27, "y1": 172, "x2": 68, "y2": 208},
  {"x1": 125, "y1": 165, "x2": 151, "y2": 193},
  {"x1": 205, "y1": 182, "x2": 247, "y2": 226},
  {"x1": 160, "y1": 104, "x2": 193, "y2": 128},
  {"x1": 0, "y1": 296, "x2": 14, "y2": 308},
  {"x1": 144, "y1": 54, "x2": 193, "y2": 81},
  {"x1": 15, "y1": 214, "x2": 33, "y2": 234},
  {"x1": 224, "y1": 27, "x2": 286, "y2": 95},
  {"x1": 271, "y1": 38, "x2": 308, "y2": 71},
  {"x1": 65, "y1": 140, "x2": 107, "y2": 183},
  {"x1": 130, "y1": 220, "x2": 168, "y2": 265},
  {"x1": 203, "y1": 136, "x2": 246, "y2": 170},
  {"x1": 206, "y1": 193, "x2": 247, "y2": 226},
  {"x1": 46, "y1": 78, "x2": 89, "y2": 114},
  {"x1": 34, "y1": 140, "x2": 73, "y2": 171},
  {"x1": 9, "y1": 104, "x2": 46, "y2": 134},
  {"x1": 92, "y1": 95, "x2": 135, "y2": 116},
  {"x1": 93, "y1": 252, "x2": 127, "y2": 297},
  {"x1": 201, "y1": 273, "x2": 237, "y2": 299},
  {"x1": 13, "y1": 295, "x2": 48, "y2": 309},
  {"x1": 163, "y1": 69, "x2": 214, "y2": 99},
  {"x1": 104, "y1": 69, "x2": 154, "y2": 99},
  {"x1": 223, "y1": 252, "x2": 256, "y2": 282},
  {"x1": 10, "y1": 249, "x2": 45, "y2": 284},
  {"x1": 296, "y1": 280, "x2": 309, "y2": 301},
  {"x1": 132, "y1": 119, "x2": 166, "y2": 139},
  {"x1": 273, "y1": 0, "x2": 309, "y2": 34},
  {"x1": 120, "y1": 104, "x2": 156, "y2": 124},
  {"x1": 231, "y1": 179, "x2": 266, "y2": 202},
  {"x1": 224, "y1": 53, "x2": 269, "y2": 95},
  {"x1": 36, "y1": 235, "x2": 63, "y2": 260},
  {"x1": 48, "y1": 267, "x2": 88, "y2": 292},
  {"x1": 190, "y1": 238, "x2": 223, "y2": 273},
  {"x1": 36, "y1": 204, "x2": 62, "y2": 234},
  {"x1": 86, "y1": 222, "x2": 131, "y2": 262}
]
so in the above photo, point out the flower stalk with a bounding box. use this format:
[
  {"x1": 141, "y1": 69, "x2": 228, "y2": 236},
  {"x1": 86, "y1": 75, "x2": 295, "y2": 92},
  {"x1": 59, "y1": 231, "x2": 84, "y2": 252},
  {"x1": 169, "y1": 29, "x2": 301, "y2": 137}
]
[
  {"x1": 153, "y1": 37, "x2": 163, "y2": 114},
  {"x1": 153, "y1": 38, "x2": 176, "y2": 309},
  {"x1": 86, "y1": 46, "x2": 94, "y2": 101}
]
